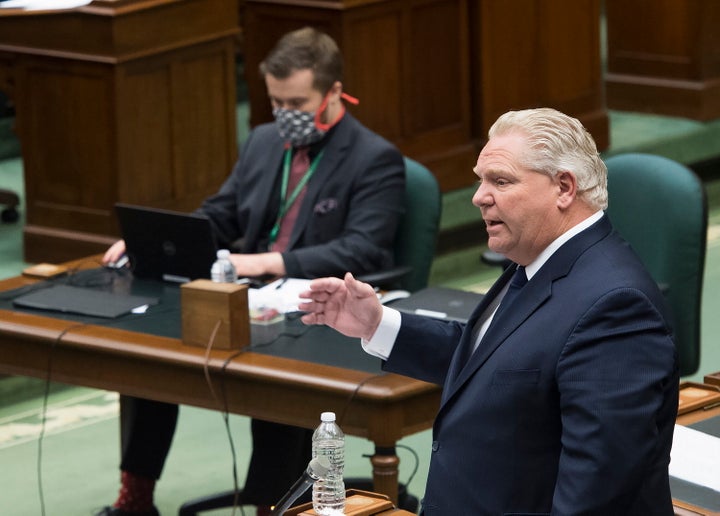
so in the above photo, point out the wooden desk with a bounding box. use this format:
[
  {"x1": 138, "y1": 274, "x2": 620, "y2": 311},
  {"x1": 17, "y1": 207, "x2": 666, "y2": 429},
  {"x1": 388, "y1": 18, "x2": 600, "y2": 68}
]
[
  {"x1": 0, "y1": 267, "x2": 440, "y2": 505},
  {"x1": 287, "y1": 489, "x2": 415, "y2": 515},
  {"x1": 673, "y1": 379, "x2": 720, "y2": 516}
]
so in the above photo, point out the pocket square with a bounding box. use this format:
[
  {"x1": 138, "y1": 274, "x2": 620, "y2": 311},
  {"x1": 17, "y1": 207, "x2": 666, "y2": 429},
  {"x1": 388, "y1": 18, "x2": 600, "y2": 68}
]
[{"x1": 313, "y1": 198, "x2": 338, "y2": 214}]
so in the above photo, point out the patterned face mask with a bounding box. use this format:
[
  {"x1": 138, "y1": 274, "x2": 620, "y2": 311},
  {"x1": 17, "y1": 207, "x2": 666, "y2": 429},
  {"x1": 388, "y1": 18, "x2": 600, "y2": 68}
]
[{"x1": 272, "y1": 107, "x2": 326, "y2": 147}]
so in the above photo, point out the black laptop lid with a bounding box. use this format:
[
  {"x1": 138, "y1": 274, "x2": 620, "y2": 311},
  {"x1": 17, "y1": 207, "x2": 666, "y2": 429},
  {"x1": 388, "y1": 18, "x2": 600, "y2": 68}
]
[{"x1": 115, "y1": 203, "x2": 218, "y2": 282}]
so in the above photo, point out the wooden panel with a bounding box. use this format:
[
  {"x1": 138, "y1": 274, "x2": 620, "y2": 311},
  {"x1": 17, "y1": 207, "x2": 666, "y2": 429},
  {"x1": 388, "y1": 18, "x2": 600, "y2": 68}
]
[
  {"x1": 115, "y1": 39, "x2": 237, "y2": 213},
  {"x1": 342, "y1": 9, "x2": 403, "y2": 139},
  {"x1": 471, "y1": 0, "x2": 608, "y2": 149},
  {"x1": 0, "y1": 0, "x2": 240, "y2": 262},
  {"x1": 116, "y1": 61, "x2": 173, "y2": 206},
  {"x1": 170, "y1": 45, "x2": 237, "y2": 209},
  {"x1": 16, "y1": 57, "x2": 116, "y2": 234},
  {"x1": 605, "y1": 0, "x2": 720, "y2": 120}
]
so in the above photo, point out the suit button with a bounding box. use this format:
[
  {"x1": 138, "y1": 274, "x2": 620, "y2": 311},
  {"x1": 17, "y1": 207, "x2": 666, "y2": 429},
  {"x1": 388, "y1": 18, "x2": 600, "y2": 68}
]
[{"x1": 431, "y1": 441, "x2": 439, "y2": 452}]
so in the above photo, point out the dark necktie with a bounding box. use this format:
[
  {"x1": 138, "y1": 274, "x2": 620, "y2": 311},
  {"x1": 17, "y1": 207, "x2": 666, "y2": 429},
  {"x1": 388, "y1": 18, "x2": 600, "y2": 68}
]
[
  {"x1": 492, "y1": 265, "x2": 528, "y2": 323},
  {"x1": 271, "y1": 147, "x2": 310, "y2": 253},
  {"x1": 464, "y1": 265, "x2": 528, "y2": 362}
]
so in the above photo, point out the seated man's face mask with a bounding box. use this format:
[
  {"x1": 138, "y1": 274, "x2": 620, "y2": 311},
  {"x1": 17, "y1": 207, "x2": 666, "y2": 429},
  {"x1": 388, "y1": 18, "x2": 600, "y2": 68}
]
[
  {"x1": 273, "y1": 90, "x2": 358, "y2": 147},
  {"x1": 273, "y1": 104, "x2": 326, "y2": 147}
]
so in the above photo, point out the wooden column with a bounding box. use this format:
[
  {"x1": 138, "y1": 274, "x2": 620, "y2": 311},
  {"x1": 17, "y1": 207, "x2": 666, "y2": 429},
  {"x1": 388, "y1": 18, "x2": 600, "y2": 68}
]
[
  {"x1": 243, "y1": 0, "x2": 477, "y2": 192},
  {"x1": 0, "y1": 0, "x2": 240, "y2": 263},
  {"x1": 469, "y1": 0, "x2": 608, "y2": 150},
  {"x1": 605, "y1": 0, "x2": 720, "y2": 120}
]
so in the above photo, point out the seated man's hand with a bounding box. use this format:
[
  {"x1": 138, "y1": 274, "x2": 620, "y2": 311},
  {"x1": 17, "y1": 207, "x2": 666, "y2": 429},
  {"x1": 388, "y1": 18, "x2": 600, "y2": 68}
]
[
  {"x1": 103, "y1": 240, "x2": 127, "y2": 265},
  {"x1": 229, "y1": 252, "x2": 285, "y2": 278}
]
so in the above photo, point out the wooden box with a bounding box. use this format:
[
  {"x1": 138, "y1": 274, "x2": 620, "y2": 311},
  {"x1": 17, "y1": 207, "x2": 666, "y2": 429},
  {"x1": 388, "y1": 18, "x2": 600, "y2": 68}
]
[{"x1": 181, "y1": 279, "x2": 250, "y2": 350}]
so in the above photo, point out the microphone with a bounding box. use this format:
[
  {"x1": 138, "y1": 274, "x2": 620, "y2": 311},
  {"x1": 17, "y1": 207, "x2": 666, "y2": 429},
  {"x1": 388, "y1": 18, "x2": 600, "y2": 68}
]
[{"x1": 269, "y1": 456, "x2": 331, "y2": 515}]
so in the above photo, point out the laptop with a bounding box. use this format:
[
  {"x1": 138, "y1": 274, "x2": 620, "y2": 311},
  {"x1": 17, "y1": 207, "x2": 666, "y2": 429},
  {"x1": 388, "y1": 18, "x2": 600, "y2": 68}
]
[
  {"x1": 115, "y1": 203, "x2": 218, "y2": 283},
  {"x1": 387, "y1": 286, "x2": 484, "y2": 323}
]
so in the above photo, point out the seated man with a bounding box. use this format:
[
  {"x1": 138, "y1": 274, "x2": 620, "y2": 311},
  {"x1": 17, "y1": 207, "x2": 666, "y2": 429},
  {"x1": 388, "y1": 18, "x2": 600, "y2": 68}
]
[{"x1": 98, "y1": 26, "x2": 405, "y2": 516}]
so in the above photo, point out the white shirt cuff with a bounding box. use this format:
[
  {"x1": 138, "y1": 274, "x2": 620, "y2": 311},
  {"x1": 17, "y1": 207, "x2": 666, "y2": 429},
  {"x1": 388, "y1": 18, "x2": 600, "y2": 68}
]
[{"x1": 361, "y1": 305, "x2": 402, "y2": 360}]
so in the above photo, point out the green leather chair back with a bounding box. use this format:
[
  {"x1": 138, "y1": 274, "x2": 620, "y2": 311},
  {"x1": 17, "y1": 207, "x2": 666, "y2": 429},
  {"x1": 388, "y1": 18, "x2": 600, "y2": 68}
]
[
  {"x1": 396, "y1": 157, "x2": 442, "y2": 292},
  {"x1": 604, "y1": 153, "x2": 707, "y2": 376}
]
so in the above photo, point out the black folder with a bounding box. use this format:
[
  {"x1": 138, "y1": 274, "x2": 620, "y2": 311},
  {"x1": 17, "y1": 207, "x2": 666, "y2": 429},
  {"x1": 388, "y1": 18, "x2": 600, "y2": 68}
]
[
  {"x1": 13, "y1": 285, "x2": 158, "y2": 319},
  {"x1": 387, "y1": 286, "x2": 483, "y2": 323}
]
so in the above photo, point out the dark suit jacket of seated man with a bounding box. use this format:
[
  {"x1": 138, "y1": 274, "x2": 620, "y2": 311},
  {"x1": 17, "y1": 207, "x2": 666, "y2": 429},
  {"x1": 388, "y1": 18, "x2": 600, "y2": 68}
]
[
  {"x1": 99, "y1": 27, "x2": 406, "y2": 516},
  {"x1": 299, "y1": 107, "x2": 679, "y2": 516}
]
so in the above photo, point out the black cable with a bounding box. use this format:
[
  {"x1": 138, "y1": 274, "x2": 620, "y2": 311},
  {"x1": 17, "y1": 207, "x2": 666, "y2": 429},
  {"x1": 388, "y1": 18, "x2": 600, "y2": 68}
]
[
  {"x1": 218, "y1": 351, "x2": 249, "y2": 516},
  {"x1": 336, "y1": 372, "x2": 387, "y2": 428},
  {"x1": 396, "y1": 443, "x2": 420, "y2": 489},
  {"x1": 37, "y1": 323, "x2": 86, "y2": 516},
  {"x1": 201, "y1": 322, "x2": 248, "y2": 516}
]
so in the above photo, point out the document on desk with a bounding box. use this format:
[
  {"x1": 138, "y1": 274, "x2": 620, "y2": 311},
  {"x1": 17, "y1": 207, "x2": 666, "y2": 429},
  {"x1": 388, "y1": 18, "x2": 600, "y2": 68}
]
[
  {"x1": 248, "y1": 278, "x2": 312, "y2": 314},
  {"x1": 670, "y1": 424, "x2": 720, "y2": 492},
  {"x1": 0, "y1": 0, "x2": 92, "y2": 9}
]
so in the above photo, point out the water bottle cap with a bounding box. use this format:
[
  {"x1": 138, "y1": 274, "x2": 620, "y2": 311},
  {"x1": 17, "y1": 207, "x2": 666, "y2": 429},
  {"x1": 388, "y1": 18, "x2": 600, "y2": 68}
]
[
  {"x1": 320, "y1": 411, "x2": 336, "y2": 422},
  {"x1": 217, "y1": 249, "x2": 230, "y2": 259}
]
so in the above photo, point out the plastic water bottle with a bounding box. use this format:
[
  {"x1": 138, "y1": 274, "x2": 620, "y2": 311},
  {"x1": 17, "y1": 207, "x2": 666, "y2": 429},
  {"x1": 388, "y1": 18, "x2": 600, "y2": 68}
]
[
  {"x1": 311, "y1": 411, "x2": 346, "y2": 515},
  {"x1": 210, "y1": 249, "x2": 237, "y2": 283}
]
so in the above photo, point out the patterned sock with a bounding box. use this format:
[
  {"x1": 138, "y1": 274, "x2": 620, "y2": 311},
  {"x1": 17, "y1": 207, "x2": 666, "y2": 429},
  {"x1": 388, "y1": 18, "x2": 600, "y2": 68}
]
[{"x1": 113, "y1": 470, "x2": 156, "y2": 512}]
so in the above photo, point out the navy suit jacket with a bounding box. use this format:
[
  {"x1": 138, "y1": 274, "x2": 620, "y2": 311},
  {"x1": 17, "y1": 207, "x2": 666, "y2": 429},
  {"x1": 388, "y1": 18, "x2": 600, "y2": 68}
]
[
  {"x1": 198, "y1": 113, "x2": 405, "y2": 278},
  {"x1": 385, "y1": 215, "x2": 679, "y2": 515}
]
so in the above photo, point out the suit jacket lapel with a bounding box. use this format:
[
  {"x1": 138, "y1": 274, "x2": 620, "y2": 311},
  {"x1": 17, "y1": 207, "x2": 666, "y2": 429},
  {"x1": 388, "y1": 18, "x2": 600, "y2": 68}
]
[
  {"x1": 242, "y1": 139, "x2": 286, "y2": 253},
  {"x1": 444, "y1": 265, "x2": 516, "y2": 390},
  {"x1": 448, "y1": 277, "x2": 551, "y2": 397}
]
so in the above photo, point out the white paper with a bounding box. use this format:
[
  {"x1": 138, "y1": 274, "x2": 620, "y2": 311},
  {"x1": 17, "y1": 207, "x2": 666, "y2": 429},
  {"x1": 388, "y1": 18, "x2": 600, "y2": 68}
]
[
  {"x1": 670, "y1": 424, "x2": 720, "y2": 492},
  {"x1": 1, "y1": 0, "x2": 92, "y2": 10},
  {"x1": 247, "y1": 277, "x2": 312, "y2": 314}
]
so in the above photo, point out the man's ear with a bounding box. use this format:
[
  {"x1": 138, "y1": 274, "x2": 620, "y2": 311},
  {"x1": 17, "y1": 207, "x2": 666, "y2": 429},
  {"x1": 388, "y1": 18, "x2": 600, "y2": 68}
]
[
  {"x1": 328, "y1": 81, "x2": 343, "y2": 103},
  {"x1": 556, "y1": 170, "x2": 578, "y2": 209}
]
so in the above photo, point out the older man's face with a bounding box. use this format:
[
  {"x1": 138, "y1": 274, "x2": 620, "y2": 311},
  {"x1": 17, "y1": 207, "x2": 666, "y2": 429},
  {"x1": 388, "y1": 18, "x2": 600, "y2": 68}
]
[{"x1": 472, "y1": 132, "x2": 567, "y2": 265}]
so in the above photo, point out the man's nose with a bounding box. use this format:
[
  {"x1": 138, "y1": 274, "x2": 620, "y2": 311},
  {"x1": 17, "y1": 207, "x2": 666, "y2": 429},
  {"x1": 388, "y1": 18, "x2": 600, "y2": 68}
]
[{"x1": 472, "y1": 183, "x2": 492, "y2": 208}]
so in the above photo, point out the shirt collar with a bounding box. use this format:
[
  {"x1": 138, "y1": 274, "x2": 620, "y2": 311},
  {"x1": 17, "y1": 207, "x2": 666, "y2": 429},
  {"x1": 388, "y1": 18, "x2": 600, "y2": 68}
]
[{"x1": 525, "y1": 210, "x2": 604, "y2": 280}]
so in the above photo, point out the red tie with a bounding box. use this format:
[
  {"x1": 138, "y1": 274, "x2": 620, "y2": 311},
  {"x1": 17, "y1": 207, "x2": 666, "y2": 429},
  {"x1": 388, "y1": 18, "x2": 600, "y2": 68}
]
[{"x1": 271, "y1": 147, "x2": 310, "y2": 252}]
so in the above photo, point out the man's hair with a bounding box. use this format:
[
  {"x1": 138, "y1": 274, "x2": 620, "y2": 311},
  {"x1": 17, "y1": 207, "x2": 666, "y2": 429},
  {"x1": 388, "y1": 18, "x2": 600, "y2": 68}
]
[
  {"x1": 259, "y1": 27, "x2": 343, "y2": 94},
  {"x1": 489, "y1": 108, "x2": 608, "y2": 210}
]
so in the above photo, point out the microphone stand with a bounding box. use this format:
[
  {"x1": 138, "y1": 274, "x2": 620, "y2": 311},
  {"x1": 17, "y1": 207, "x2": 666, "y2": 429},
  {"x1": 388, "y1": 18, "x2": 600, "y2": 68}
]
[{"x1": 270, "y1": 456, "x2": 331, "y2": 515}]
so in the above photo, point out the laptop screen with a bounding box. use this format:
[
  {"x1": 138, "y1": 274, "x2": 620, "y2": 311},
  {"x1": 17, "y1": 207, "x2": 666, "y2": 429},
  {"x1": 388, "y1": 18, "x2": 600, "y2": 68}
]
[{"x1": 115, "y1": 203, "x2": 218, "y2": 283}]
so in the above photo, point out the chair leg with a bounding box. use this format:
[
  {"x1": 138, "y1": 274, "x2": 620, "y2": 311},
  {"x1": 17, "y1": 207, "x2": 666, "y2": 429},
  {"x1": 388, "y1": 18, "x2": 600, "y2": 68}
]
[
  {"x1": 0, "y1": 189, "x2": 20, "y2": 223},
  {"x1": 178, "y1": 489, "x2": 244, "y2": 516}
]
